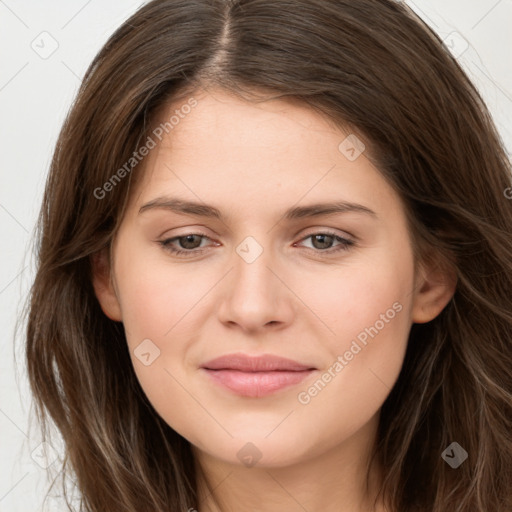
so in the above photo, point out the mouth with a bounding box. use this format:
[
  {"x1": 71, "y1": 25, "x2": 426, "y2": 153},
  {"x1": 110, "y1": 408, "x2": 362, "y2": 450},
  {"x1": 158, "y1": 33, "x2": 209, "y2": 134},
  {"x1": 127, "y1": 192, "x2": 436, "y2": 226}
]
[{"x1": 200, "y1": 353, "x2": 317, "y2": 398}]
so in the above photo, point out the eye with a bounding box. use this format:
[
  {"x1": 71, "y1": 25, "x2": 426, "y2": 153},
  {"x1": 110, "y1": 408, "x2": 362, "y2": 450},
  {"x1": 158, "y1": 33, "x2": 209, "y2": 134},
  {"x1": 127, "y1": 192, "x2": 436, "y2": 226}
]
[
  {"x1": 295, "y1": 231, "x2": 355, "y2": 254},
  {"x1": 158, "y1": 233, "x2": 215, "y2": 257}
]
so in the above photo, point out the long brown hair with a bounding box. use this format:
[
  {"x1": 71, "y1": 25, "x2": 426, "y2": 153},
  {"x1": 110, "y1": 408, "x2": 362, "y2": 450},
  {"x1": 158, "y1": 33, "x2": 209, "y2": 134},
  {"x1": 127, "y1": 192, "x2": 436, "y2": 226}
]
[{"x1": 25, "y1": 0, "x2": 512, "y2": 510}]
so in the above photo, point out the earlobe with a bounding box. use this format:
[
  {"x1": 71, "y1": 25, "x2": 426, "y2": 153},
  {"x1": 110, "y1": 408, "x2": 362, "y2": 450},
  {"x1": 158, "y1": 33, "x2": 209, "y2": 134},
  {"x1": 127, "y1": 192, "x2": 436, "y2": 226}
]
[
  {"x1": 91, "y1": 249, "x2": 123, "y2": 322},
  {"x1": 411, "y1": 257, "x2": 457, "y2": 324}
]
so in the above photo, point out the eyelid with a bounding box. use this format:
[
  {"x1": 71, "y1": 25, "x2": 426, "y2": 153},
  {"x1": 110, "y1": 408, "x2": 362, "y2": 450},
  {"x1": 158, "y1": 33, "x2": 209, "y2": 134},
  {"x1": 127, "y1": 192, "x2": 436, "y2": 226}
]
[
  {"x1": 298, "y1": 226, "x2": 355, "y2": 241},
  {"x1": 157, "y1": 224, "x2": 216, "y2": 239}
]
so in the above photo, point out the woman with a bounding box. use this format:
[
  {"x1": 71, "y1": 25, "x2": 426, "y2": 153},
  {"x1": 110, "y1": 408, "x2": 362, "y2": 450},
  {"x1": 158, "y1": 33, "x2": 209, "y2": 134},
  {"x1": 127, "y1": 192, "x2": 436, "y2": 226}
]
[{"x1": 26, "y1": 0, "x2": 512, "y2": 511}]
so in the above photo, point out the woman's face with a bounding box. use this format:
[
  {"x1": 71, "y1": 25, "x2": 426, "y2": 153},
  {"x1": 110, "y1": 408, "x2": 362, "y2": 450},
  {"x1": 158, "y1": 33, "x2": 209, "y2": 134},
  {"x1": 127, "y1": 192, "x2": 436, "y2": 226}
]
[{"x1": 94, "y1": 87, "x2": 448, "y2": 469}]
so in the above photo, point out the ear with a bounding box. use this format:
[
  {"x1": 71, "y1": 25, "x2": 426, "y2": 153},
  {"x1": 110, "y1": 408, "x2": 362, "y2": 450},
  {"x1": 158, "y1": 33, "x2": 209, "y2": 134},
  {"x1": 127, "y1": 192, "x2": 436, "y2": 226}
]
[
  {"x1": 91, "y1": 248, "x2": 122, "y2": 322},
  {"x1": 411, "y1": 253, "x2": 457, "y2": 324}
]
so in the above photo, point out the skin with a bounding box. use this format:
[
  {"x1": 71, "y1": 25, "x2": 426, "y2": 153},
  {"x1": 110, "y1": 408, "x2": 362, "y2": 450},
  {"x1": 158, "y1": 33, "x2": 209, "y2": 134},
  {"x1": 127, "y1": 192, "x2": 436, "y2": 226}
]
[{"x1": 93, "y1": 87, "x2": 456, "y2": 512}]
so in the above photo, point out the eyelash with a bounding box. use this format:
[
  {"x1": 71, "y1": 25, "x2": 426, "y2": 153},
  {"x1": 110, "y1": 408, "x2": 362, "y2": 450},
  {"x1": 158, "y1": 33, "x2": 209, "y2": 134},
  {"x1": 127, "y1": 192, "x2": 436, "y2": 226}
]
[{"x1": 158, "y1": 230, "x2": 355, "y2": 258}]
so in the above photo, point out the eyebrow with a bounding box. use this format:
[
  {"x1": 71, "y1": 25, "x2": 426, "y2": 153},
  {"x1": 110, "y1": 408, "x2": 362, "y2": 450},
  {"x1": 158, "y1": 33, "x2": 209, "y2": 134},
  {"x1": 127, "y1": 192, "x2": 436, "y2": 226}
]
[{"x1": 138, "y1": 197, "x2": 377, "y2": 220}]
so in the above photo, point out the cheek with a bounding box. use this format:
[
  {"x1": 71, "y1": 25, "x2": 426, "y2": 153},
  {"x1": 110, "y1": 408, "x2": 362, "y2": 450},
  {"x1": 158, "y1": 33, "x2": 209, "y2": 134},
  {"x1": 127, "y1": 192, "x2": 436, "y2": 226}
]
[
  {"x1": 114, "y1": 245, "x2": 206, "y2": 344},
  {"x1": 112, "y1": 241, "x2": 224, "y2": 414},
  {"x1": 300, "y1": 251, "x2": 413, "y2": 349},
  {"x1": 296, "y1": 247, "x2": 414, "y2": 404},
  {"x1": 112, "y1": 248, "x2": 207, "y2": 437}
]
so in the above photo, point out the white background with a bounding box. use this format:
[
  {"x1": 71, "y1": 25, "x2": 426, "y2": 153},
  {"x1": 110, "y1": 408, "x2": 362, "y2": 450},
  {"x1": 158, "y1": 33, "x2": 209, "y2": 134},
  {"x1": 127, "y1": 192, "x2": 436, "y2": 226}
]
[{"x1": 1, "y1": 1, "x2": 511, "y2": 510}]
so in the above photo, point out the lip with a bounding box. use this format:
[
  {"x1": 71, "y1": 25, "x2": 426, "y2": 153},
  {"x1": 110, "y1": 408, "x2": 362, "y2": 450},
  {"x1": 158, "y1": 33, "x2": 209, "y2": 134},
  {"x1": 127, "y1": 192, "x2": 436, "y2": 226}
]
[
  {"x1": 201, "y1": 353, "x2": 317, "y2": 397},
  {"x1": 201, "y1": 353, "x2": 315, "y2": 372}
]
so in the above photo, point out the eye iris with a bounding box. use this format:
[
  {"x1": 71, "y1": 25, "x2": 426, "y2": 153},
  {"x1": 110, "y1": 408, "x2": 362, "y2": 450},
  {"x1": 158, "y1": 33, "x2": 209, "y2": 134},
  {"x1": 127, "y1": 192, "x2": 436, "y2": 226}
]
[
  {"x1": 311, "y1": 234, "x2": 334, "y2": 250},
  {"x1": 179, "y1": 234, "x2": 202, "y2": 249}
]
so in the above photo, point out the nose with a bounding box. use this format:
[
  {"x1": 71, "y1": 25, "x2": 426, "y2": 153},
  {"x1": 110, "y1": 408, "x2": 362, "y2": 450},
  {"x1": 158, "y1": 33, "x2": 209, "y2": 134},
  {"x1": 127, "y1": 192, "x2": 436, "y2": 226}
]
[{"x1": 217, "y1": 240, "x2": 295, "y2": 334}]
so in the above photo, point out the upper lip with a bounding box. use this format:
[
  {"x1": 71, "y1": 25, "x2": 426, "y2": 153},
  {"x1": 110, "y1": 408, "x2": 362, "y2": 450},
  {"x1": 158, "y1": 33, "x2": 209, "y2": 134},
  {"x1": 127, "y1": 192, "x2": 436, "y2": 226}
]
[{"x1": 201, "y1": 353, "x2": 315, "y2": 372}]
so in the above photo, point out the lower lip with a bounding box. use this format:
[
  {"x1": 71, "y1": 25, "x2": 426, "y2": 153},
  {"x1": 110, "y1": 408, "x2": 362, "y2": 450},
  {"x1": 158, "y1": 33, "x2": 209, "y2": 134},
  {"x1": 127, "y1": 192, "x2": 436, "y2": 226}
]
[{"x1": 201, "y1": 368, "x2": 316, "y2": 397}]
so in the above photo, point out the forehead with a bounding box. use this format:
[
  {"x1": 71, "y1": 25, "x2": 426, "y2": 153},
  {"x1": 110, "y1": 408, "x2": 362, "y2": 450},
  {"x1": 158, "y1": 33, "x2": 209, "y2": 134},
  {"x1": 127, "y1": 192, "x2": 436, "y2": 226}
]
[{"x1": 127, "y1": 87, "x2": 401, "y2": 222}]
